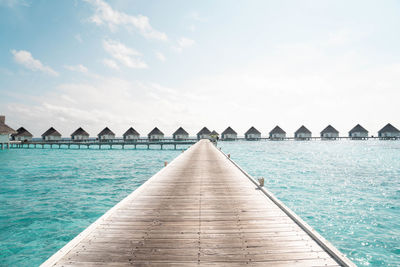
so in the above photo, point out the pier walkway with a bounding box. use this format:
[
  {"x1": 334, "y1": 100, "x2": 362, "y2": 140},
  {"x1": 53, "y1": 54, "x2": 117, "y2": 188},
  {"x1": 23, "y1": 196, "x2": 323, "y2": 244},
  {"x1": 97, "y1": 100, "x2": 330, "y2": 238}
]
[{"x1": 42, "y1": 140, "x2": 354, "y2": 266}]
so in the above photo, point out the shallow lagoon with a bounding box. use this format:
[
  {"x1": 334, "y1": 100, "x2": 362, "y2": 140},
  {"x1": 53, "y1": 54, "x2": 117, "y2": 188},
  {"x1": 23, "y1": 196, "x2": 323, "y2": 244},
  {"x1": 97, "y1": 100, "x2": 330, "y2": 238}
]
[{"x1": 0, "y1": 140, "x2": 399, "y2": 266}]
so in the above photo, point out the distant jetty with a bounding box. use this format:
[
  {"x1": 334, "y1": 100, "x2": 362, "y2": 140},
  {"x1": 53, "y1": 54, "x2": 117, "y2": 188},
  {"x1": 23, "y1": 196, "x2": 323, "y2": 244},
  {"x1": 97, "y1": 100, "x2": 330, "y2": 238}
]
[{"x1": 1, "y1": 115, "x2": 400, "y2": 150}]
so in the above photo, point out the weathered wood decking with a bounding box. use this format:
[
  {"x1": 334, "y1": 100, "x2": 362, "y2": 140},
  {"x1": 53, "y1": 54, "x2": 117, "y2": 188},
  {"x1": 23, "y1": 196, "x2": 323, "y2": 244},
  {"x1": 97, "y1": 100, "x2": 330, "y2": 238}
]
[{"x1": 42, "y1": 140, "x2": 354, "y2": 266}]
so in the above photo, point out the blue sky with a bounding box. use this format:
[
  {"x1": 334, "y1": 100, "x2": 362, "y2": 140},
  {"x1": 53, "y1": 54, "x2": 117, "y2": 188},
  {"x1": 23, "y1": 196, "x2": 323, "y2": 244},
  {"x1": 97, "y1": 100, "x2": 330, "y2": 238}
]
[{"x1": 1, "y1": 0, "x2": 400, "y2": 137}]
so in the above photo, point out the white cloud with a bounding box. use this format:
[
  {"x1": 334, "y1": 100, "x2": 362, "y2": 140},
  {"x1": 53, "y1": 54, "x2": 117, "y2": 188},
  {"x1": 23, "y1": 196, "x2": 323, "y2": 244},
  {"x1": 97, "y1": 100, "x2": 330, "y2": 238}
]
[
  {"x1": 84, "y1": 0, "x2": 167, "y2": 41},
  {"x1": 173, "y1": 37, "x2": 195, "y2": 52},
  {"x1": 186, "y1": 12, "x2": 207, "y2": 22},
  {"x1": 7, "y1": 54, "x2": 400, "y2": 138},
  {"x1": 164, "y1": 34, "x2": 400, "y2": 136},
  {"x1": 7, "y1": 28, "x2": 400, "y2": 137},
  {"x1": 326, "y1": 29, "x2": 353, "y2": 46},
  {"x1": 178, "y1": 37, "x2": 195, "y2": 48},
  {"x1": 64, "y1": 64, "x2": 88, "y2": 73},
  {"x1": 155, "y1": 51, "x2": 166, "y2": 62},
  {"x1": 11, "y1": 49, "x2": 59, "y2": 76},
  {"x1": 103, "y1": 39, "x2": 147, "y2": 69},
  {"x1": 187, "y1": 25, "x2": 196, "y2": 32},
  {"x1": 102, "y1": 59, "x2": 119, "y2": 70},
  {"x1": 74, "y1": 34, "x2": 83, "y2": 43},
  {"x1": 6, "y1": 76, "x2": 197, "y2": 137}
]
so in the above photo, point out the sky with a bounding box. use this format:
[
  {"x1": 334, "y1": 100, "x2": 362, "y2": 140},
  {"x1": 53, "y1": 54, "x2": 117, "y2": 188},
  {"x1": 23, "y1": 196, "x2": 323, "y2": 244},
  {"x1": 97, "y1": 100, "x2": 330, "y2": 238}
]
[{"x1": 1, "y1": 0, "x2": 400, "y2": 137}]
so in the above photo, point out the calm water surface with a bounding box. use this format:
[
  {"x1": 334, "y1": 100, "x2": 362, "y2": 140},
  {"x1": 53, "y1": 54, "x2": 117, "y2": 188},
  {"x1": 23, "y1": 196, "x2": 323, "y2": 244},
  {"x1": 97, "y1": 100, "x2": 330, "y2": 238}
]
[{"x1": 0, "y1": 141, "x2": 399, "y2": 266}]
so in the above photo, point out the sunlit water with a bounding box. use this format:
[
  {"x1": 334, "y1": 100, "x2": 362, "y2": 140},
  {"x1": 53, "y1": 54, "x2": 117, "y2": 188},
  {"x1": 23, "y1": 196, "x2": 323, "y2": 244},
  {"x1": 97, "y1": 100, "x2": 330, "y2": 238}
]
[
  {"x1": 219, "y1": 140, "x2": 400, "y2": 266},
  {"x1": 0, "y1": 141, "x2": 399, "y2": 266}
]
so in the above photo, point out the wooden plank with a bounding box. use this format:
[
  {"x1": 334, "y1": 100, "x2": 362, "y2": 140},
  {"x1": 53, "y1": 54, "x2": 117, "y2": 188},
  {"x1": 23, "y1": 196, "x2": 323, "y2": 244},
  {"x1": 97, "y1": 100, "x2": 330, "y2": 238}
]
[{"x1": 41, "y1": 140, "x2": 354, "y2": 266}]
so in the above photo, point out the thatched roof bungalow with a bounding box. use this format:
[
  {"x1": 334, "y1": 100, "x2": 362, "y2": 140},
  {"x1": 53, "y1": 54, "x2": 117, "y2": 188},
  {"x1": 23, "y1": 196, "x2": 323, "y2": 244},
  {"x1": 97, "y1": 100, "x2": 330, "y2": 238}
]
[
  {"x1": 320, "y1": 125, "x2": 339, "y2": 139},
  {"x1": 378, "y1": 123, "x2": 400, "y2": 139},
  {"x1": 98, "y1": 127, "x2": 115, "y2": 141},
  {"x1": 12, "y1": 127, "x2": 33, "y2": 141},
  {"x1": 148, "y1": 127, "x2": 164, "y2": 140},
  {"x1": 245, "y1": 126, "x2": 261, "y2": 140},
  {"x1": 42, "y1": 127, "x2": 62, "y2": 141},
  {"x1": 123, "y1": 127, "x2": 140, "y2": 140},
  {"x1": 197, "y1": 127, "x2": 211, "y2": 140},
  {"x1": 71, "y1": 127, "x2": 89, "y2": 141},
  {"x1": 173, "y1": 127, "x2": 189, "y2": 140},
  {"x1": 0, "y1": 115, "x2": 16, "y2": 143},
  {"x1": 269, "y1": 126, "x2": 286, "y2": 140},
  {"x1": 221, "y1": 127, "x2": 237, "y2": 140},
  {"x1": 294, "y1": 125, "x2": 311, "y2": 140},
  {"x1": 349, "y1": 124, "x2": 368, "y2": 139}
]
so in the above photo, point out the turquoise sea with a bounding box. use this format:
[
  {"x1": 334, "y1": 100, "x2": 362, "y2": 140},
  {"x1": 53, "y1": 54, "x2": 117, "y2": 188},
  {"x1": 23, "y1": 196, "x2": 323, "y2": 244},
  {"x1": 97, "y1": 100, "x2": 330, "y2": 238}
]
[{"x1": 0, "y1": 140, "x2": 399, "y2": 266}]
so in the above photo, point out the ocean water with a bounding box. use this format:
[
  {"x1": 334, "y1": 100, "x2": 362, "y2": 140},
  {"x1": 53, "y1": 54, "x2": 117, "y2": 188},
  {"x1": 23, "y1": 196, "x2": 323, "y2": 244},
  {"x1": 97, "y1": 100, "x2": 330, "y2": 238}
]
[
  {"x1": 0, "y1": 147, "x2": 184, "y2": 266},
  {"x1": 0, "y1": 141, "x2": 399, "y2": 266},
  {"x1": 219, "y1": 140, "x2": 400, "y2": 266}
]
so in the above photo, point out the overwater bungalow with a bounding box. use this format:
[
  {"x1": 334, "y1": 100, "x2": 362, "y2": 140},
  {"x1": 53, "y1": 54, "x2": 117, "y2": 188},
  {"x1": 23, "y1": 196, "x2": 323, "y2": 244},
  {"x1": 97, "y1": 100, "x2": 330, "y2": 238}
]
[
  {"x1": 210, "y1": 130, "x2": 219, "y2": 137},
  {"x1": 0, "y1": 115, "x2": 16, "y2": 144},
  {"x1": 123, "y1": 127, "x2": 140, "y2": 140},
  {"x1": 349, "y1": 124, "x2": 368, "y2": 139},
  {"x1": 378, "y1": 123, "x2": 400, "y2": 139},
  {"x1": 71, "y1": 127, "x2": 89, "y2": 141},
  {"x1": 197, "y1": 127, "x2": 211, "y2": 140},
  {"x1": 269, "y1": 126, "x2": 286, "y2": 140},
  {"x1": 210, "y1": 130, "x2": 219, "y2": 141},
  {"x1": 11, "y1": 127, "x2": 33, "y2": 141},
  {"x1": 98, "y1": 127, "x2": 115, "y2": 141},
  {"x1": 244, "y1": 126, "x2": 261, "y2": 140},
  {"x1": 221, "y1": 127, "x2": 237, "y2": 140},
  {"x1": 148, "y1": 127, "x2": 164, "y2": 140},
  {"x1": 172, "y1": 127, "x2": 189, "y2": 140},
  {"x1": 42, "y1": 127, "x2": 62, "y2": 141},
  {"x1": 294, "y1": 125, "x2": 312, "y2": 140},
  {"x1": 245, "y1": 126, "x2": 261, "y2": 140},
  {"x1": 320, "y1": 125, "x2": 339, "y2": 140}
]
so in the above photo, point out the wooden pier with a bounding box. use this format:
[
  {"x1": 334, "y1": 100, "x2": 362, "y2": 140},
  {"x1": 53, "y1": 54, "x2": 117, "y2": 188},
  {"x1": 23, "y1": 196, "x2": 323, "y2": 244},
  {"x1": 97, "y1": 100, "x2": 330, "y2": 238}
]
[
  {"x1": 9, "y1": 140, "x2": 196, "y2": 150},
  {"x1": 5, "y1": 136, "x2": 399, "y2": 151},
  {"x1": 41, "y1": 140, "x2": 354, "y2": 266}
]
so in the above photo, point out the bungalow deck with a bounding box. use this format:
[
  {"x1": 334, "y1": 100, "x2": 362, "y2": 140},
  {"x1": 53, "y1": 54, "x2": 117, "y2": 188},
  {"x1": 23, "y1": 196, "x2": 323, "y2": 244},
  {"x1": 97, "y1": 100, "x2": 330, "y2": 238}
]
[{"x1": 41, "y1": 140, "x2": 354, "y2": 267}]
